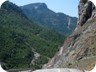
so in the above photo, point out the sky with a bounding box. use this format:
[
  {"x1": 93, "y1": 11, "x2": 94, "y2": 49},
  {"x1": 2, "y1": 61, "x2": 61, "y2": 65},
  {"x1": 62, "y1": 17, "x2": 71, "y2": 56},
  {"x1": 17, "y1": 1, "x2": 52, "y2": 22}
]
[{"x1": 9, "y1": 0, "x2": 79, "y2": 17}]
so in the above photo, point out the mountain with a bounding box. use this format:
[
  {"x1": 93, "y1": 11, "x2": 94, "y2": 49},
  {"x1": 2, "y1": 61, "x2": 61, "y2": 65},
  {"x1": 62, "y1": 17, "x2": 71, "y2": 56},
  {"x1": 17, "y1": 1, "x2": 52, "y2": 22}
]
[
  {"x1": 43, "y1": 0, "x2": 96, "y2": 70},
  {"x1": 0, "y1": 1, "x2": 66, "y2": 70},
  {"x1": 21, "y1": 3, "x2": 77, "y2": 35}
]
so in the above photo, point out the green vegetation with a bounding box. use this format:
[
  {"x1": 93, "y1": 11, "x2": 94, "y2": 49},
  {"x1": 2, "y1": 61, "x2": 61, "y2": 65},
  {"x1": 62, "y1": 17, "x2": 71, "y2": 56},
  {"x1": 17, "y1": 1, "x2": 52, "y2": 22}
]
[
  {"x1": 32, "y1": 56, "x2": 48, "y2": 69},
  {"x1": 21, "y1": 3, "x2": 77, "y2": 35},
  {"x1": 0, "y1": 1, "x2": 66, "y2": 70}
]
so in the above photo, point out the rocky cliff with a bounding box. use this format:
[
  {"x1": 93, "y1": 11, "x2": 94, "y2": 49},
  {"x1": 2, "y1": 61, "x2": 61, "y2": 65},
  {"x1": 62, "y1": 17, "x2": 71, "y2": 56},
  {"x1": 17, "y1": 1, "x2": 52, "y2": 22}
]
[
  {"x1": 77, "y1": 0, "x2": 95, "y2": 26},
  {"x1": 43, "y1": 0, "x2": 96, "y2": 71}
]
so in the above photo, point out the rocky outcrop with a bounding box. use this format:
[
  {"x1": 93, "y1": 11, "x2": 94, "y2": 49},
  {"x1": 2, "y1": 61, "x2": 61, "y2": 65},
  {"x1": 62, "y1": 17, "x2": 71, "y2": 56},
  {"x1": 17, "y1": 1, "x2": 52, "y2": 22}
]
[
  {"x1": 77, "y1": 0, "x2": 95, "y2": 26},
  {"x1": 43, "y1": 0, "x2": 96, "y2": 70}
]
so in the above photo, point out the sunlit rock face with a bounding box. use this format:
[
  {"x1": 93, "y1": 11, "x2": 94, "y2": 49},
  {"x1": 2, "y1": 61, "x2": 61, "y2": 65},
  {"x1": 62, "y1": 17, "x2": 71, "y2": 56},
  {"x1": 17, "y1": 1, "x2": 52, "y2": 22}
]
[
  {"x1": 43, "y1": 0, "x2": 96, "y2": 70},
  {"x1": 0, "y1": 0, "x2": 7, "y2": 7}
]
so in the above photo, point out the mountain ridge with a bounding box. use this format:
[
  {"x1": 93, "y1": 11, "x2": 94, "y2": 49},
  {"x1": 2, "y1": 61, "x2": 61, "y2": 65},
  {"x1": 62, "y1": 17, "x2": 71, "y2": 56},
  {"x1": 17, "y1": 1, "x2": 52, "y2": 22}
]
[
  {"x1": 21, "y1": 3, "x2": 77, "y2": 35},
  {"x1": 0, "y1": 1, "x2": 65, "y2": 70}
]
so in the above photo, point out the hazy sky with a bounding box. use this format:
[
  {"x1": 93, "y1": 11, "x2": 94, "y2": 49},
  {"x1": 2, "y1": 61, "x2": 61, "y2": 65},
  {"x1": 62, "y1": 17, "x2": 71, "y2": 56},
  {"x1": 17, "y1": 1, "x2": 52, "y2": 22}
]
[{"x1": 9, "y1": 0, "x2": 79, "y2": 17}]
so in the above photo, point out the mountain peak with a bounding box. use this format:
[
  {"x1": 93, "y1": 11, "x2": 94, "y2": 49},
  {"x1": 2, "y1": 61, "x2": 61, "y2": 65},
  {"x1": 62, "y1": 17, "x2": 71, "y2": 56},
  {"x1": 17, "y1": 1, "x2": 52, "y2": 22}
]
[
  {"x1": 22, "y1": 3, "x2": 47, "y2": 10},
  {"x1": 21, "y1": 3, "x2": 77, "y2": 35},
  {"x1": 33, "y1": 3, "x2": 47, "y2": 7},
  {"x1": 1, "y1": 1, "x2": 21, "y2": 12},
  {"x1": 1, "y1": 1, "x2": 27, "y2": 18},
  {"x1": 33, "y1": 3, "x2": 47, "y2": 9}
]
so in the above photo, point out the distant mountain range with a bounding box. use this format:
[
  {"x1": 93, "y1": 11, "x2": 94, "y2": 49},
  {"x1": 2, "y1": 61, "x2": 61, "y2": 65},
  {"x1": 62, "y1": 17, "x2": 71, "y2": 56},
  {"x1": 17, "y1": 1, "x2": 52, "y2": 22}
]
[
  {"x1": 0, "y1": 1, "x2": 65, "y2": 70},
  {"x1": 21, "y1": 3, "x2": 77, "y2": 35}
]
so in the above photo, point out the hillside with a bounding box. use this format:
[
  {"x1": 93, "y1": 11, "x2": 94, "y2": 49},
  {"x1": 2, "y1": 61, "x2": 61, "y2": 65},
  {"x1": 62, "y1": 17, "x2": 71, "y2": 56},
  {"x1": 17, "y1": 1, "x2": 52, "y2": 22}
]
[
  {"x1": 0, "y1": 1, "x2": 65, "y2": 70},
  {"x1": 21, "y1": 3, "x2": 77, "y2": 35},
  {"x1": 43, "y1": 0, "x2": 96, "y2": 71}
]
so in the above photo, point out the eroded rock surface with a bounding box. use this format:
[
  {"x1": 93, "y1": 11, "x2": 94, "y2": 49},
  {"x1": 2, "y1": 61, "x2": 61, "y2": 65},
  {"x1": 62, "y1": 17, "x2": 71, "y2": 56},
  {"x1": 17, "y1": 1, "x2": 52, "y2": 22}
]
[
  {"x1": 77, "y1": 0, "x2": 94, "y2": 26},
  {"x1": 43, "y1": 0, "x2": 96, "y2": 70}
]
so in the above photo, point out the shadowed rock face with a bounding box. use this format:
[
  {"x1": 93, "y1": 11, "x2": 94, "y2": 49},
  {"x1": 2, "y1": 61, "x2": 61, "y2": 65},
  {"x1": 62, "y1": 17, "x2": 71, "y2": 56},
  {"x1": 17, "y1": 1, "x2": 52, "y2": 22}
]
[
  {"x1": 77, "y1": 0, "x2": 94, "y2": 26},
  {"x1": 80, "y1": 0, "x2": 88, "y2": 4}
]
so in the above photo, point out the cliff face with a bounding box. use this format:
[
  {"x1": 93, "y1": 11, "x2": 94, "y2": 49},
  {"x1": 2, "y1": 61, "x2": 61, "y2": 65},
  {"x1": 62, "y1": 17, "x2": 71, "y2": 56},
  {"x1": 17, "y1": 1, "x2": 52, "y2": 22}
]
[
  {"x1": 77, "y1": 0, "x2": 95, "y2": 26},
  {"x1": 43, "y1": 0, "x2": 96, "y2": 70}
]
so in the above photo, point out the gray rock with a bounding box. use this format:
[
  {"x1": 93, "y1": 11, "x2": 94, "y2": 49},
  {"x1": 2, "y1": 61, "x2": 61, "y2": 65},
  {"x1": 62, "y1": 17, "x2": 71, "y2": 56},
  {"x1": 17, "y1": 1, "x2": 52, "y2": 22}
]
[
  {"x1": 77, "y1": 0, "x2": 95, "y2": 26},
  {"x1": 43, "y1": 0, "x2": 96, "y2": 70}
]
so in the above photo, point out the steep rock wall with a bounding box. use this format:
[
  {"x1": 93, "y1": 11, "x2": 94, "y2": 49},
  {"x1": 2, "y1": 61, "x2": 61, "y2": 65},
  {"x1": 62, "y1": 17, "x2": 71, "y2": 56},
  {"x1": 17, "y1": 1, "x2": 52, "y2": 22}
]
[
  {"x1": 77, "y1": 0, "x2": 96, "y2": 26},
  {"x1": 43, "y1": 0, "x2": 96, "y2": 70}
]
